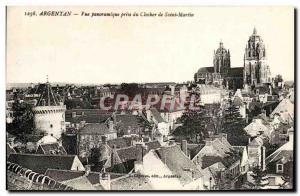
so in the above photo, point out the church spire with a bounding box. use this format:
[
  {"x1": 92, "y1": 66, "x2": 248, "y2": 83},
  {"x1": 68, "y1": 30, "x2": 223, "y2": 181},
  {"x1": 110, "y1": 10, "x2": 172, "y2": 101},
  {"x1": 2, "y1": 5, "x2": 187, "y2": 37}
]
[
  {"x1": 253, "y1": 27, "x2": 257, "y2": 35},
  {"x1": 219, "y1": 40, "x2": 223, "y2": 48}
]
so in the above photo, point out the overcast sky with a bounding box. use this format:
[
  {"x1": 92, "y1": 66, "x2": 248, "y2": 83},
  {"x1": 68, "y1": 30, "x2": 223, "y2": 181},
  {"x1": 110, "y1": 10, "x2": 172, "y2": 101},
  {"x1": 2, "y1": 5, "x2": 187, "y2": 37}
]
[{"x1": 7, "y1": 6, "x2": 294, "y2": 84}]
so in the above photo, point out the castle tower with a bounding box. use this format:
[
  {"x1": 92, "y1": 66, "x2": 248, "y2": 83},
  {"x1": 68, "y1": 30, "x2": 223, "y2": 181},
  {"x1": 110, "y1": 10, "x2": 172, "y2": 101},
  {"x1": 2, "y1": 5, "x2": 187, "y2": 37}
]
[
  {"x1": 244, "y1": 27, "x2": 271, "y2": 86},
  {"x1": 32, "y1": 79, "x2": 66, "y2": 139},
  {"x1": 213, "y1": 41, "x2": 231, "y2": 76}
]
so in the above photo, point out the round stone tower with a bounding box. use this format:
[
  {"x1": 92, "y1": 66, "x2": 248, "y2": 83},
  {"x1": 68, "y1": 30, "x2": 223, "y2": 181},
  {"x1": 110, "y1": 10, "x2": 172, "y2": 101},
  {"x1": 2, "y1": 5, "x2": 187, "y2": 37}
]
[{"x1": 32, "y1": 81, "x2": 66, "y2": 139}]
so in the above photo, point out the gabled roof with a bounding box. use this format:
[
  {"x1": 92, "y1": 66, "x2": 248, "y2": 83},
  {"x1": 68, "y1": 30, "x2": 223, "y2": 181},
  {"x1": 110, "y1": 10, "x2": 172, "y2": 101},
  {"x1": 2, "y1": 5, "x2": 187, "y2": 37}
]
[
  {"x1": 197, "y1": 67, "x2": 214, "y2": 74},
  {"x1": 266, "y1": 139, "x2": 293, "y2": 164},
  {"x1": 37, "y1": 143, "x2": 67, "y2": 155},
  {"x1": 271, "y1": 98, "x2": 294, "y2": 117},
  {"x1": 244, "y1": 119, "x2": 272, "y2": 137},
  {"x1": 79, "y1": 123, "x2": 115, "y2": 135},
  {"x1": 8, "y1": 153, "x2": 80, "y2": 174},
  {"x1": 150, "y1": 108, "x2": 165, "y2": 123},
  {"x1": 65, "y1": 109, "x2": 112, "y2": 123},
  {"x1": 61, "y1": 176, "x2": 97, "y2": 190},
  {"x1": 111, "y1": 173, "x2": 152, "y2": 190},
  {"x1": 154, "y1": 145, "x2": 203, "y2": 185},
  {"x1": 114, "y1": 114, "x2": 148, "y2": 135},
  {"x1": 107, "y1": 137, "x2": 133, "y2": 149}
]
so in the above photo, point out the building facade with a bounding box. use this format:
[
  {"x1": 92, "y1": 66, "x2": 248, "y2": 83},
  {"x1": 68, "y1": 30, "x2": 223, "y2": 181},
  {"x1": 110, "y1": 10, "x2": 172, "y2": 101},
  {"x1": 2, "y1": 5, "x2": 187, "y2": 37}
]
[
  {"x1": 194, "y1": 42, "x2": 243, "y2": 90},
  {"x1": 32, "y1": 82, "x2": 66, "y2": 139},
  {"x1": 243, "y1": 27, "x2": 271, "y2": 86}
]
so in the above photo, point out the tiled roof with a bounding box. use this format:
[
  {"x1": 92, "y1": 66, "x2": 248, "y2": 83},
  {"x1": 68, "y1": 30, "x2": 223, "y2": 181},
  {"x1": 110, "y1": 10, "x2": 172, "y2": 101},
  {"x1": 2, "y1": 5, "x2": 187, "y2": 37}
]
[
  {"x1": 150, "y1": 108, "x2": 165, "y2": 123},
  {"x1": 266, "y1": 139, "x2": 293, "y2": 164},
  {"x1": 37, "y1": 143, "x2": 67, "y2": 155},
  {"x1": 7, "y1": 162, "x2": 75, "y2": 191},
  {"x1": 197, "y1": 67, "x2": 214, "y2": 74},
  {"x1": 8, "y1": 153, "x2": 79, "y2": 174},
  {"x1": 154, "y1": 145, "x2": 203, "y2": 185},
  {"x1": 61, "y1": 176, "x2": 97, "y2": 190},
  {"x1": 65, "y1": 109, "x2": 112, "y2": 123},
  {"x1": 111, "y1": 173, "x2": 152, "y2": 190},
  {"x1": 79, "y1": 123, "x2": 115, "y2": 135},
  {"x1": 115, "y1": 114, "x2": 147, "y2": 135},
  {"x1": 45, "y1": 169, "x2": 118, "y2": 187},
  {"x1": 107, "y1": 137, "x2": 133, "y2": 149},
  {"x1": 271, "y1": 98, "x2": 294, "y2": 118}
]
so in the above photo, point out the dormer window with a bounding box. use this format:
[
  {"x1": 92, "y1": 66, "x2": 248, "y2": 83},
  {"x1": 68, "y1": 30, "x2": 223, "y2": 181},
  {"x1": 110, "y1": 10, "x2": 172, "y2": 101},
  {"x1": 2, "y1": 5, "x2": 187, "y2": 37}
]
[{"x1": 276, "y1": 163, "x2": 283, "y2": 173}]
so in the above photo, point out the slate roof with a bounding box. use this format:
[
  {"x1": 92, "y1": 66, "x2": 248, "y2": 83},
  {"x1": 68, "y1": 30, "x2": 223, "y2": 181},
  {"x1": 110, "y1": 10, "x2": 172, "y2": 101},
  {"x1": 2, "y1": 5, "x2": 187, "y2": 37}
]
[
  {"x1": 65, "y1": 109, "x2": 112, "y2": 123},
  {"x1": 79, "y1": 123, "x2": 115, "y2": 135},
  {"x1": 8, "y1": 154, "x2": 79, "y2": 174},
  {"x1": 154, "y1": 145, "x2": 203, "y2": 185},
  {"x1": 197, "y1": 67, "x2": 214, "y2": 74},
  {"x1": 271, "y1": 98, "x2": 294, "y2": 119},
  {"x1": 61, "y1": 176, "x2": 97, "y2": 190},
  {"x1": 150, "y1": 108, "x2": 165, "y2": 123},
  {"x1": 266, "y1": 139, "x2": 293, "y2": 164},
  {"x1": 111, "y1": 173, "x2": 152, "y2": 190},
  {"x1": 114, "y1": 114, "x2": 148, "y2": 135},
  {"x1": 36, "y1": 143, "x2": 67, "y2": 155},
  {"x1": 107, "y1": 137, "x2": 133, "y2": 149}
]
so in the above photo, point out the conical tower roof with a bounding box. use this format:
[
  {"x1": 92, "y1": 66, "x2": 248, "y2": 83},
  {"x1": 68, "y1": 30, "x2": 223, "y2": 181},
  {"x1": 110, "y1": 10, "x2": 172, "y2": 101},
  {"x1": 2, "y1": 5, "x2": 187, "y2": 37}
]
[{"x1": 36, "y1": 80, "x2": 60, "y2": 106}]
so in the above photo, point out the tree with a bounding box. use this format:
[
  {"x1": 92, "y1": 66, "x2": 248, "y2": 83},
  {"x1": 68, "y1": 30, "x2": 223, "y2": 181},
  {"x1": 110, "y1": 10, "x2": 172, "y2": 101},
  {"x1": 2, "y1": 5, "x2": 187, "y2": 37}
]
[
  {"x1": 173, "y1": 108, "x2": 210, "y2": 143},
  {"x1": 6, "y1": 99, "x2": 34, "y2": 137},
  {"x1": 274, "y1": 74, "x2": 283, "y2": 87},
  {"x1": 119, "y1": 83, "x2": 141, "y2": 98},
  {"x1": 221, "y1": 99, "x2": 249, "y2": 145},
  {"x1": 250, "y1": 166, "x2": 269, "y2": 189}
]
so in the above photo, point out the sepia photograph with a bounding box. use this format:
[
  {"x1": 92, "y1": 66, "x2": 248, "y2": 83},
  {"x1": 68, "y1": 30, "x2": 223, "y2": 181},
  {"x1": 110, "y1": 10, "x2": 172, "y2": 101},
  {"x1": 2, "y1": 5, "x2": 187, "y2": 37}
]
[{"x1": 5, "y1": 6, "x2": 295, "y2": 191}]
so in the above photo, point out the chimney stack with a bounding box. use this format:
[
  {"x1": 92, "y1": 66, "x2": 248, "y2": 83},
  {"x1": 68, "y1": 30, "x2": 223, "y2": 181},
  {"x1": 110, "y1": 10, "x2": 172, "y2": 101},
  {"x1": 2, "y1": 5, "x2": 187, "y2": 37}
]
[
  {"x1": 181, "y1": 140, "x2": 188, "y2": 156},
  {"x1": 84, "y1": 165, "x2": 91, "y2": 176},
  {"x1": 101, "y1": 135, "x2": 107, "y2": 144},
  {"x1": 108, "y1": 120, "x2": 114, "y2": 131},
  {"x1": 100, "y1": 172, "x2": 111, "y2": 190},
  {"x1": 136, "y1": 143, "x2": 143, "y2": 162},
  {"x1": 169, "y1": 139, "x2": 176, "y2": 146}
]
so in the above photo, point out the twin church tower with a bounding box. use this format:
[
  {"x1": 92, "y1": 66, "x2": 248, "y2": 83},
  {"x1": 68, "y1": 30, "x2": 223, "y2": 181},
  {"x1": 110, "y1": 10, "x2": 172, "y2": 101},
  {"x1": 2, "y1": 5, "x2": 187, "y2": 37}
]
[{"x1": 194, "y1": 27, "x2": 271, "y2": 90}]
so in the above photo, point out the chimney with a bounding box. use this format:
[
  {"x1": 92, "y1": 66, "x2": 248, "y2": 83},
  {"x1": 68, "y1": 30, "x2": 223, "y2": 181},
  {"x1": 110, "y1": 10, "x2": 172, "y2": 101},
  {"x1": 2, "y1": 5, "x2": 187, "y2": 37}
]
[
  {"x1": 181, "y1": 140, "x2": 188, "y2": 156},
  {"x1": 288, "y1": 128, "x2": 294, "y2": 143},
  {"x1": 101, "y1": 135, "x2": 107, "y2": 144},
  {"x1": 109, "y1": 120, "x2": 114, "y2": 131},
  {"x1": 269, "y1": 85, "x2": 272, "y2": 95},
  {"x1": 248, "y1": 137, "x2": 251, "y2": 144},
  {"x1": 136, "y1": 143, "x2": 143, "y2": 162},
  {"x1": 169, "y1": 139, "x2": 176, "y2": 146},
  {"x1": 110, "y1": 145, "x2": 116, "y2": 169},
  {"x1": 72, "y1": 112, "x2": 76, "y2": 118},
  {"x1": 262, "y1": 109, "x2": 266, "y2": 116},
  {"x1": 170, "y1": 85, "x2": 175, "y2": 96},
  {"x1": 246, "y1": 114, "x2": 249, "y2": 124},
  {"x1": 100, "y1": 172, "x2": 111, "y2": 190},
  {"x1": 84, "y1": 165, "x2": 91, "y2": 176}
]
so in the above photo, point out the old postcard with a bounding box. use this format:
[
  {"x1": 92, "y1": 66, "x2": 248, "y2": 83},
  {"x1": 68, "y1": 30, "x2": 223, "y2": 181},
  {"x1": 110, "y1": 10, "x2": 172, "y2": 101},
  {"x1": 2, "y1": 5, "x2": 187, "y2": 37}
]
[{"x1": 6, "y1": 6, "x2": 295, "y2": 191}]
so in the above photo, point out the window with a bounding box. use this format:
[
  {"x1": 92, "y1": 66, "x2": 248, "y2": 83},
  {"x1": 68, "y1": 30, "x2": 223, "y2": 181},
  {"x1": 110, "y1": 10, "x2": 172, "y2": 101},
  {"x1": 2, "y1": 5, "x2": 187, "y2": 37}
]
[{"x1": 276, "y1": 163, "x2": 283, "y2": 173}]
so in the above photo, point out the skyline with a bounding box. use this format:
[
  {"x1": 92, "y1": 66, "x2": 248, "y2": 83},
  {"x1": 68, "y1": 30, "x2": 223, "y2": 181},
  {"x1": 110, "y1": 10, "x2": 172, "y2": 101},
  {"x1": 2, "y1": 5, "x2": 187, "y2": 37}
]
[{"x1": 7, "y1": 7, "x2": 294, "y2": 84}]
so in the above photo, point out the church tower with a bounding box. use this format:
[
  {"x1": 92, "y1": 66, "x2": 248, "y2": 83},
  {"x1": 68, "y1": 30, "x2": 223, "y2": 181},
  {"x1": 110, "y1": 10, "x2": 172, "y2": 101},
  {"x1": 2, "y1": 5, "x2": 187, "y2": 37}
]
[
  {"x1": 243, "y1": 27, "x2": 271, "y2": 86},
  {"x1": 32, "y1": 79, "x2": 66, "y2": 139},
  {"x1": 213, "y1": 41, "x2": 231, "y2": 76}
]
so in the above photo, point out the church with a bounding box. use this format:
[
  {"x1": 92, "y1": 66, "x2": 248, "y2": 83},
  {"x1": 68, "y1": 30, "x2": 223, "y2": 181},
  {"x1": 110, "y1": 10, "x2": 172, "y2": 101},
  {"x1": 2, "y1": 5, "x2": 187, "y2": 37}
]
[{"x1": 194, "y1": 28, "x2": 271, "y2": 90}]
